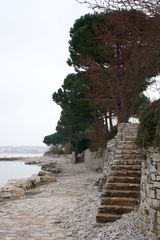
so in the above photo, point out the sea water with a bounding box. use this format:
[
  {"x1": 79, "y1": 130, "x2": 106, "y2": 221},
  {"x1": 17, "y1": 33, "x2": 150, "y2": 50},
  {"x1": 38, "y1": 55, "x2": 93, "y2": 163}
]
[{"x1": 0, "y1": 161, "x2": 41, "y2": 187}]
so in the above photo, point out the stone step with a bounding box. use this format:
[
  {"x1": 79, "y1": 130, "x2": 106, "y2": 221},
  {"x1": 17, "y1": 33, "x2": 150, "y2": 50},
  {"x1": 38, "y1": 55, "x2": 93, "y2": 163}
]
[
  {"x1": 101, "y1": 197, "x2": 139, "y2": 206},
  {"x1": 124, "y1": 136, "x2": 138, "y2": 141},
  {"x1": 108, "y1": 176, "x2": 140, "y2": 184},
  {"x1": 113, "y1": 159, "x2": 142, "y2": 165},
  {"x1": 106, "y1": 183, "x2": 140, "y2": 191},
  {"x1": 114, "y1": 152, "x2": 142, "y2": 157},
  {"x1": 102, "y1": 190, "x2": 139, "y2": 198},
  {"x1": 98, "y1": 205, "x2": 134, "y2": 215},
  {"x1": 117, "y1": 140, "x2": 137, "y2": 144},
  {"x1": 111, "y1": 165, "x2": 141, "y2": 171},
  {"x1": 115, "y1": 150, "x2": 142, "y2": 158},
  {"x1": 96, "y1": 213, "x2": 121, "y2": 223},
  {"x1": 110, "y1": 170, "x2": 141, "y2": 177},
  {"x1": 114, "y1": 156, "x2": 142, "y2": 161},
  {"x1": 123, "y1": 154, "x2": 142, "y2": 159},
  {"x1": 118, "y1": 143, "x2": 139, "y2": 150}
]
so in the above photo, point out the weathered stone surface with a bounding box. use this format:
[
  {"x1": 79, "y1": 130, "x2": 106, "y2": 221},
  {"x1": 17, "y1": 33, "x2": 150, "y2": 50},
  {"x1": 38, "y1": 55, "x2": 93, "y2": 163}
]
[
  {"x1": 39, "y1": 174, "x2": 57, "y2": 183},
  {"x1": 157, "y1": 189, "x2": 160, "y2": 200},
  {"x1": 0, "y1": 187, "x2": 25, "y2": 200},
  {"x1": 41, "y1": 162, "x2": 61, "y2": 174},
  {"x1": 84, "y1": 149, "x2": 104, "y2": 172},
  {"x1": 139, "y1": 148, "x2": 160, "y2": 240}
]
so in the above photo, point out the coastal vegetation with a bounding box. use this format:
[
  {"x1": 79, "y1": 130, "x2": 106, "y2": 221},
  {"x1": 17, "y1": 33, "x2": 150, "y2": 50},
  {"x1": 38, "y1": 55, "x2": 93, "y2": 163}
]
[
  {"x1": 137, "y1": 99, "x2": 160, "y2": 148},
  {"x1": 44, "y1": 1, "x2": 160, "y2": 154}
]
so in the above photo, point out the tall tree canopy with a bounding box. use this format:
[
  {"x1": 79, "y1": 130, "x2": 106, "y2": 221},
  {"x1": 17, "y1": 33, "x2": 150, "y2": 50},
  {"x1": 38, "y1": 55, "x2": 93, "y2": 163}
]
[
  {"x1": 44, "y1": 8, "x2": 158, "y2": 152},
  {"x1": 48, "y1": 72, "x2": 95, "y2": 153},
  {"x1": 68, "y1": 10, "x2": 159, "y2": 122},
  {"x1": 52, "y1": 72, "x2": 94, "y2": 134}
]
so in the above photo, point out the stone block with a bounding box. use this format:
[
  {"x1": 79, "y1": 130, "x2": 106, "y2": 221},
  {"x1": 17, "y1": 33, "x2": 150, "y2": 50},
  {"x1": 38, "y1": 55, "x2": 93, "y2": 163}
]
[
  {"x1": 153, "y1": 182, "x2": 160, "y2": 188},
  {"x1": 150, "y1": 165, "x2": 157, "y2": 173},
  {"x1": 157, "y1": 189, "x2": 160, "y2": 200},
  {"x1": 150, "y1": 199, "x2": 160, "y2": 210},
  {"x1": 157, "y1": 216, "x2": 160, "y2": 226},
  {"x1": 151, "y1": 174, "x2": 156, "y2": 181},
  {"x1": 157, "y1": 230, "x2": 160, "y2": 239},
  {"x1": 116, "y1": 149, "x2": 123, "y2": 154},
  {"x1": 149, "y1": 189, "x2": 156, "y2": 199},
  {"x1": 142, "y1": 182, "x2": 147, "y2": 192},
  {"x1": 152, "y1": 153, "x2": 160, "y2": 162},
  {"x1": 157, "y1": 164, "x2": 160, "y2": 174},
  {"x1": 147, "y1": 174, "x2": 152, "y2": 183},
  {"x1": 114, "y1": 154, "x2": 124, "y2": 159}
]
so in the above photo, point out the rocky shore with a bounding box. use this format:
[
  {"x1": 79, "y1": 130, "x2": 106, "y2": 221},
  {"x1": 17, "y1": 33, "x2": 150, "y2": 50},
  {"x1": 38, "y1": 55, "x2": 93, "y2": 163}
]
[
  {"x1": 0, "y1": 156, "x2": 149, "y2": 240},
  {"x1": 0, "y1": 157, "x2": 60, "y2": 201}
]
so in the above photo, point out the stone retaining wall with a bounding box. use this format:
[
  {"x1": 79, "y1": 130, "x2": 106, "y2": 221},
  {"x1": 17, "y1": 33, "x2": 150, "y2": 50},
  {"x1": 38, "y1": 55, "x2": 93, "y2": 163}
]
[
  {"x1": 84, "y1": 149, "x2": 104, "y2": 171},
  {"x1": 139, "y1": 148, "x2": 160, "y2": 240}
]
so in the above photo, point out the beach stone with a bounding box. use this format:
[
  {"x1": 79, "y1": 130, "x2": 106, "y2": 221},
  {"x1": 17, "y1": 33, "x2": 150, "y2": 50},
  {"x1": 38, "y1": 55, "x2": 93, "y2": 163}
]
[
  {"x1": 38, "y1": 170, "x2": 51, "y2": 176},
  {"x1": 29, "y1": 174, "x2": 41, "y2": 186},
  {"x1": 39, "y1": 174, "x2": 57, "y2": 183},
  {"x1": 0, "y1": 187, "x2": 24, "y2": 200},
  {"x1": 5, "y1": 179, "x2": 32, "y2": 190}
]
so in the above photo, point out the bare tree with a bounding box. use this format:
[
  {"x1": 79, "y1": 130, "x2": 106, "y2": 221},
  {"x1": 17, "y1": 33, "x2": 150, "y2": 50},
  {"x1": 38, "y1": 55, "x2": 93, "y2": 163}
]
[{"x1": 76, "y1": 0, "x2": 160, "y2": 15}]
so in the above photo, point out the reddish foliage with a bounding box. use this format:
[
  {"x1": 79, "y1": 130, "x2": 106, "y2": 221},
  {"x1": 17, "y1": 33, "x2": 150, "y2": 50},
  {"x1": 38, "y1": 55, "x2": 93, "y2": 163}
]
[
  {"x1": 75, "y1": 1, "x2": 160, "y2": 147},
  {"x1": 82, "y1": 11, "x2": 160, "y2": 123}
]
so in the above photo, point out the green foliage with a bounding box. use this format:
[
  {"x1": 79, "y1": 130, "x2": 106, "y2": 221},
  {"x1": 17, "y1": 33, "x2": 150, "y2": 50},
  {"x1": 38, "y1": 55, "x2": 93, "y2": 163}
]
[
  {"x1": 44, "y1": 72, "x2": 95, "y2": 153},
  {"x1": 67, "y1": 10, "x2": 156, "y2": 73},
  {"x1": 67, "y1": 13, "x2": 114, "y2": 70},
  {"x1": 137, "y1": 99, "x2": 160, "y2": 148},
  {"x1": 53, "y1": 73, "x2": 95, "y2": 137},
  {"x1": 132, "y1": 93, "x2": 150, "y2": 118},
  {"x1": 67, "y1": 10, "x2": 158, "y2": 123},
  {"x1": 43, "y1": 132, "x2": 64, "y2": 146},
  {"x1": 47, "y1": 145, "x2": 63, "y2": 155},
  {"x1": 44, "y1": 9, "x2": 159, "y2": 153}
]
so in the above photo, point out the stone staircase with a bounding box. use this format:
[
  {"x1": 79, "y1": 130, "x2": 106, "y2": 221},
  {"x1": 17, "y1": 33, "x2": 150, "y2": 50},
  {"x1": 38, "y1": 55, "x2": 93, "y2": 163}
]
[{"x1": 96, "y1": 123, "x2": 142, "y2": 223}]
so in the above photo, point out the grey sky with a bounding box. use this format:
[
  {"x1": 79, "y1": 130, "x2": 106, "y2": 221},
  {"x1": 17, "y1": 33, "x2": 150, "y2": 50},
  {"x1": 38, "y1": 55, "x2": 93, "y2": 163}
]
[{"x1": 0, "y1": 0, "x2": 90, "y2": 146}]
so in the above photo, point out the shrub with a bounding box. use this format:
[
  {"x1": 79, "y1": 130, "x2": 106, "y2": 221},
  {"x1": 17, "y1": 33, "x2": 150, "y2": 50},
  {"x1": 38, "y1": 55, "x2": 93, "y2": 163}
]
[{"x1": 137, "y1": 99, "x2": 160, "y2": 148}]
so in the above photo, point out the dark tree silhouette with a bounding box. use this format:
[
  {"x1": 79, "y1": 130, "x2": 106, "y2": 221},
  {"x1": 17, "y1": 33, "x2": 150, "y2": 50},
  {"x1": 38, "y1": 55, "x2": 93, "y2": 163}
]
[{"x1": 69, "y1": 10, "x2": 159, "y2": 122}]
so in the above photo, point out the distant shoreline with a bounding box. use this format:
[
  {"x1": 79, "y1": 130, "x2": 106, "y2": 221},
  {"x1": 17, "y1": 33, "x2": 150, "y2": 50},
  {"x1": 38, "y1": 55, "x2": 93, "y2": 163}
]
[{"x1": 0, "y1": 157, "x2": 26, "y2": 161}]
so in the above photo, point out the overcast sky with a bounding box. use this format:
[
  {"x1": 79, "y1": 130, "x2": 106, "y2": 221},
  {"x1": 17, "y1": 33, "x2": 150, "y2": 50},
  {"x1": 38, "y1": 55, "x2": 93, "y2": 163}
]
[{"x1": 0, "y1": 0, "x2": 91, "y2": 146}]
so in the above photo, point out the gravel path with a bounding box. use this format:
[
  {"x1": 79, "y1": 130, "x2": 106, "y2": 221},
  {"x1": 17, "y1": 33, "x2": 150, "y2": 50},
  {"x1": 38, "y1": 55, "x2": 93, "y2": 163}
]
[{"x1": 0, "y1": 157, "x2": 149, "y2": 240}]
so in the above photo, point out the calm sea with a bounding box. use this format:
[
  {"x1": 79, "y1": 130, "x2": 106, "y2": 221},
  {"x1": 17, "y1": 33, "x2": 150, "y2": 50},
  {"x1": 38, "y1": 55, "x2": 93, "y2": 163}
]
[
  {"x1": 0, "y1": 153, "x2": 43, "y2": 158},
  {"x1": 0, "y1": 153, "x2": 42, "y2": 187}
]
